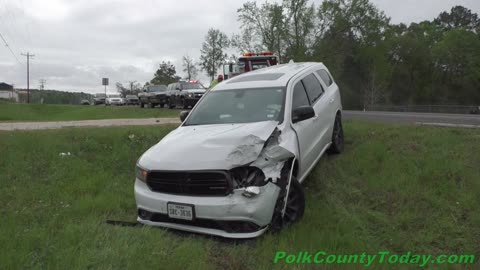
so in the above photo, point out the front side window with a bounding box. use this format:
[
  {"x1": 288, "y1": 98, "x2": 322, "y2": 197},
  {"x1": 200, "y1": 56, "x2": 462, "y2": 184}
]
[
  {"x1": 291, "y1": 82, "x2": 310, "y2": 113},
  {"x1": 184, "y1": 88, "x2": 285, "y2": 125},
  {"x1": 302, "y1": 73, "x2": 324, "y2": 104}
]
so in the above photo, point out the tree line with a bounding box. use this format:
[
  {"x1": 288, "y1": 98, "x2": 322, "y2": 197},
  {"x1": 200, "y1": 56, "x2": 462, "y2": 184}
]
[{"x1": 143, "y1": 0, "x2": 479, "y2": 109}]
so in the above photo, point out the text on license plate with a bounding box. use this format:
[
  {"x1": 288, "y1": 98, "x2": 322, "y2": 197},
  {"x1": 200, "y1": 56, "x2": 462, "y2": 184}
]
[{"x1": 167, "y1": 203, "x2": 194, "y2": 220}]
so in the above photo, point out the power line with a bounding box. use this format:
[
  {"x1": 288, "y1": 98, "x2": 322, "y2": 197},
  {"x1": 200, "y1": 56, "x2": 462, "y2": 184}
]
[{"x1": 0, "y1": 32, "x2": 21, "y2": 63}]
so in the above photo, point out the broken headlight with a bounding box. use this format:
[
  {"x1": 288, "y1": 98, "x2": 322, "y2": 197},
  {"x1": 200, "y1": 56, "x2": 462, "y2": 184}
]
[{"x1": 230, "y1": 166, "x2": 267, "y2": 188}]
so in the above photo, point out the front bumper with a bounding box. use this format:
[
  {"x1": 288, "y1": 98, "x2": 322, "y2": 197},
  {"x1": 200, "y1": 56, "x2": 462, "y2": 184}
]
[
  {"x1": 150, "y1": 96, "x2": 167, "y2": 104},
  {"x1": 108, "y1": 101, "x2": 124, "y2": 105},
  {"x1": 134, "y1": 179, "x2": 280, "y2": 238},
  {"x1": 184, "y1": 97, "x2": 201, "y2": 106}
]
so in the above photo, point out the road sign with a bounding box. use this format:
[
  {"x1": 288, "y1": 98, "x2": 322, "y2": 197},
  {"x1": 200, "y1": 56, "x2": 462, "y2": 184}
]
[{"x1": 102, "y1": 78, "x2": 109, "y2": 86}]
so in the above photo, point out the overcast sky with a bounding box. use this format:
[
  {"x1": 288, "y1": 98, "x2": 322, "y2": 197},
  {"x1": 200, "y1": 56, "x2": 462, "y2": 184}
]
[{"x1": 0, "y1": 0, "x2": 479, "y2": 93}]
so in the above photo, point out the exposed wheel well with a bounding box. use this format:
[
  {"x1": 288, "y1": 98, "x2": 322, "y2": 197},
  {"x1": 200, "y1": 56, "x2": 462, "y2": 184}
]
[{"x1": 336, "y1": 110, "x2": 342, "y2": 119}]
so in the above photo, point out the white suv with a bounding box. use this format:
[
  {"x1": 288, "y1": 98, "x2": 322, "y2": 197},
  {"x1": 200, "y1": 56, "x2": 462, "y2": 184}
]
[
  {"x1": 134, "y1": 62, "x2": 343, "y2": 238},
  {"x1": 105, "y1": 94, "x2": 124, "y2": 106}
]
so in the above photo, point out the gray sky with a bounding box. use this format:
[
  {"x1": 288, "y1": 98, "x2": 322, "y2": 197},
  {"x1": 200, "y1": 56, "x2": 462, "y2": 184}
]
[{"x1": 0, "y1": 0, "x2": 479, "y2": 93}]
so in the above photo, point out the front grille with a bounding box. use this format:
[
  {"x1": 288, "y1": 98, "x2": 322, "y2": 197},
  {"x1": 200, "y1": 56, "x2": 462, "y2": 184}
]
[
  {"x1": 147, "y1": 171, "x2": 231, "y2": 196},
  {"x1": 139, "y1": 210, "x2": 262, "y2": 233}
]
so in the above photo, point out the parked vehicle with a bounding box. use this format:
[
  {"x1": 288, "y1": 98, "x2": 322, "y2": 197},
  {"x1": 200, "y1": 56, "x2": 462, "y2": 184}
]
[
  {"x1": 80, "y1": 99, "x2": 90, "y2": 105},
  {"x1": 138, "y1": 85, "x2": 168, "y2": 108},
  {"x1": 135, "y1": 62, "x2": 343, "y2": 238},
  {"x1": 125, "y1": 95, "x2": 140, "y2": 105},
  {"x1": 166, "y1": 80, "x2": 206, "y2": 109},
  {"x1": 105, "y1": 94, "x2": 125, "y2": 106},
  {"x1": 93, "y1": 93, "x2": 106, "y2": 105}
]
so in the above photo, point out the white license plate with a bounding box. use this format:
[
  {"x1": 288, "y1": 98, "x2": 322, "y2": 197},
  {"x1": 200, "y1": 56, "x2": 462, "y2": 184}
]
[{"x1": 167, "y1": 203, "x2": 194, "y2": 220}]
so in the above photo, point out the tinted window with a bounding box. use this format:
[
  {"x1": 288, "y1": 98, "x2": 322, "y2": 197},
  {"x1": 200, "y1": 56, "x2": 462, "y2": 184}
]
[
  {"x1": 292, "y1": 82, "x2": 310, "y2": 113},
  {"x1": 316, "y1": 69, "x2": 333, "y2": 86},
  {"x1": 302, "y1": 73, "x2": 324, "y2": 104}
]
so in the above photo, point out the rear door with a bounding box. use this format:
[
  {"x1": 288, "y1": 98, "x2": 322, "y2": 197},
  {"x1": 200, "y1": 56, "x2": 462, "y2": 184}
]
[
  {"x1": 315, "y1": 69, "x2": 339, "y2": 138},
  {"x1": 300, "y1": 73, "x2": 330, "y2": 155}
]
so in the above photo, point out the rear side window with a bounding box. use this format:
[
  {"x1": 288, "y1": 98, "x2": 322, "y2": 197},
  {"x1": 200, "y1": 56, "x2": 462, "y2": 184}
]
[
  {"x1": 316, "y1": 69, "x2": 333, "y2": 86},
  {"x1": 302, "y1": 73, "x2": 324, "y2": 104},
  {"x1": 292, "y1": 82, "x2": 310, "y2": 113}
]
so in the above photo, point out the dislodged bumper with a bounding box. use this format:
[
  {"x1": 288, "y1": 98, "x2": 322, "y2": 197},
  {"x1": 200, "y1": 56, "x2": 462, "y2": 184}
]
[{"x1": 134, "y1": 179, "x2": 280, "y2": 238}]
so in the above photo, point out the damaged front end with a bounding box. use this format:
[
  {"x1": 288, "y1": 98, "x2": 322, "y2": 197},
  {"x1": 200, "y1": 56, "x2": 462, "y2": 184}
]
[{"x1": 135, "y1": 121, "x2": 302, "y2": 238}]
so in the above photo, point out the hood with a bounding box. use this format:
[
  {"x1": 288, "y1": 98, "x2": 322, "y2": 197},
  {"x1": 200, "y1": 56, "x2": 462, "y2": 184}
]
[
  {"x1": 138, "y1": 121, "x2": 279, "y2": 171},
  {"x1": 184, "y1": 89, "x2": 206, "y2": 94}
]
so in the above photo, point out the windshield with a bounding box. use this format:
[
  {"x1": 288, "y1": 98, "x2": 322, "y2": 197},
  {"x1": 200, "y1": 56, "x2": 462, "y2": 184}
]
[
  {"x1": 184, "y1": 88, "x2": 285, "y2": 126},
  {"x1": 108, "y1": 94, "x2": 121, "y2": 98},
  {"x1": 95, "y1": 94, "x2": 106, "y2": 98},
  {"x1": 126, "y1": 95, "x2": 137, "y2": 98},
  {"x1": 182, "y1": 83, "x2": 204, "y2": 90},
  {"x1": 150, "y1": 85, "x2": 167, "y2": 92}
]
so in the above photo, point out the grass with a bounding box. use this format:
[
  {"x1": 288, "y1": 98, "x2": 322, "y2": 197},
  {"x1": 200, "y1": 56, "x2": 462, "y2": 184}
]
[
  {"x1": 1, "y1": 122, "x2": 479, "y2": 269},
  {"x1": 0, "y1": 103, "x2": 179, "y2": 122}
]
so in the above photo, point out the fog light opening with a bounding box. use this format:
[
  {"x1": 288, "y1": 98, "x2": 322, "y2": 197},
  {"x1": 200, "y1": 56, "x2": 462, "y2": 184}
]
[{"x1": 138, "y1": 209, "x2": 152, "y2": 220}]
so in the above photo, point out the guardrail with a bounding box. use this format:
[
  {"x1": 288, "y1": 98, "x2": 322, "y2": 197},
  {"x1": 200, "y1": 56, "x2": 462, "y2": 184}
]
[{"x1": 366, "y1": 105, "x2": 480, "y2": 114}]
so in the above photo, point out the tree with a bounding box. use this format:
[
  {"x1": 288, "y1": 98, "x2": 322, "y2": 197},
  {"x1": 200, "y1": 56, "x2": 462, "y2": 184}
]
[
  {"x1": 200, "y1": 28, "x2": 230, "y2": 81},
  {"x1": 237, "y1": 1, "x2": 286, "y2": 61},
  {"x1": 283, "y1": 0, "x2": 315, "y2": 61},
  {"x1": 434, "y1": 6, "x2": 480, "y2": 33},
  {"x1": 116, "y1": 81, "x2": 142, "y2": 97},
  {"x1": 182, "y1": 55, "x2": 198, "y2": 81},
  {"x1": 432, "y1": 29, "x2": 480, "y2": 104},
  {"x1": 150, "y1": 61, "x2": 181, "y2": 85}
]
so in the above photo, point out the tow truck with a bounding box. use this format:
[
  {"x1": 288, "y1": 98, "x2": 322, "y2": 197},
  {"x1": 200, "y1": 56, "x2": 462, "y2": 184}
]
[{"x1": 221, "y1": 51, "x2": 278, "y2": 80}]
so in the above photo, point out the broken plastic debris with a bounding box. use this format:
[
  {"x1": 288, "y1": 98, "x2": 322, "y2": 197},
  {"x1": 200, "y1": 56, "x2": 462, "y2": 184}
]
[{"x1": 59, "y1": 152, "x2": 71, "y2": 157}]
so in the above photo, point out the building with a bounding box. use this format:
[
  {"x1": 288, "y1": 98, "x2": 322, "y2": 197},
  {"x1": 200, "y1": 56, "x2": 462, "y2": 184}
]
[{"x1": 0, "y1": 82, "x2": 18, "y2": 102}]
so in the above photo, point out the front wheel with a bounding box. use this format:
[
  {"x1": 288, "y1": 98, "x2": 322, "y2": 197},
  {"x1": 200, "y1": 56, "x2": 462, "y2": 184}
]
[
  {"x1": 270, "y1": 175, "x2": 305, "y2": 230},
  {"x1": 327, "y1": 113, "x2": 344, "y2": 154},
  {"x1": 182, "y1": 99, "x2": 188, "y2": 109},
  {"x1": 167, "y1": 98, "x2": 175, "y2": 109}
]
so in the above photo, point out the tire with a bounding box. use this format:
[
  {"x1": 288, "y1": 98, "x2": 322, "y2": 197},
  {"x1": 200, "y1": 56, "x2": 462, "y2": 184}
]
[
  {"x1": 327, "y1": 113, "x2": 344, "y2": 154},
  {"x1": 160, "y1": 103, "x2": 165, "y2": 108},
  {"x1": 168, "y1": 98, "x2": 175, "y2": 109},
  {"x1": 270, "y1": 175, "x2": 305, "y2": 230},
  {"x1": 139, "y1": 102, "x2": 144, "y2": 108},
  {"x1": 148, "y1": 102, "x2": 154, "y2": 108},
  {"x1": 182, "y1": 99, "x2": 188, "y2": 109}
]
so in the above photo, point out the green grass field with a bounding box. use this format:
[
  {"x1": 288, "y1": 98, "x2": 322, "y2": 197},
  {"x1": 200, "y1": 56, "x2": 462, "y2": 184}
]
[
  {"x1": 0, "y1": 103, "x2": 179, "y2": 122},
  {"x1": 1, "y1": 122, "x2": 479, "y2": 269}
]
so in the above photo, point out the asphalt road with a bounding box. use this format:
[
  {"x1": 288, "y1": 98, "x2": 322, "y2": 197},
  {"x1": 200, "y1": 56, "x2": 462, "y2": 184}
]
[
  {"x1": 0, "y1": 111, "x2": 479, "y2": 131},
  {"x1": 343, "y1": 111, "x2": 480, "y2": 128}
]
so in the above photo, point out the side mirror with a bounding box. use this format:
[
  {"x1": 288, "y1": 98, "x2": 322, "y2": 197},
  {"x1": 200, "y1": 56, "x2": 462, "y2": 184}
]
[
  {"x1": 176, "y1": 87, "x2": 181, "y2": 90},
  {"x1": 143, "y1": 89, "x2": 146, "y2": 92},
  {"x1": 179, "y1": 111, "x2": 189, "y2": 122},
  {"x1": 292, "y1": 106, "x2": 315, "y2": 123}
]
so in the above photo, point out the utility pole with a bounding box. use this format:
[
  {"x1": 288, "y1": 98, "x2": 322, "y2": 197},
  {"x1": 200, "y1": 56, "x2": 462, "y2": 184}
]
[
  {"x1": 21, "y1": 52, "x2": 35, "y2": 103},
  {"x1": 39, "y1": 79, "x2": 46, "y2": 90}
]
